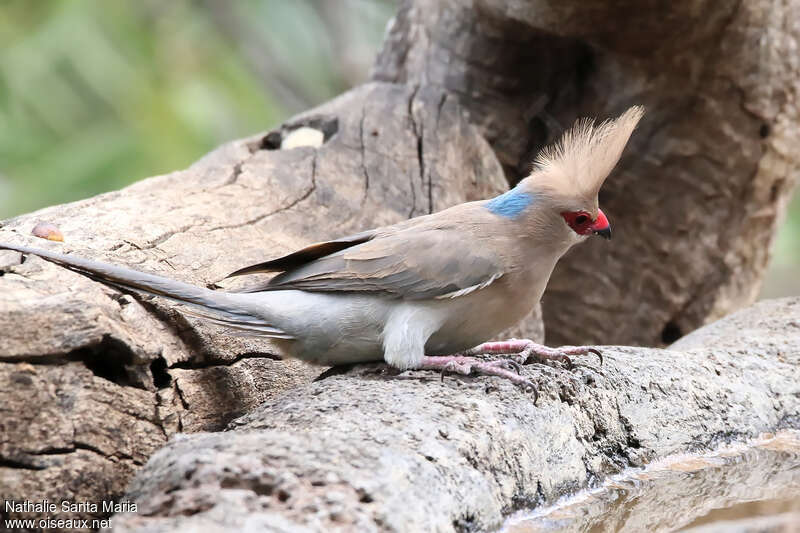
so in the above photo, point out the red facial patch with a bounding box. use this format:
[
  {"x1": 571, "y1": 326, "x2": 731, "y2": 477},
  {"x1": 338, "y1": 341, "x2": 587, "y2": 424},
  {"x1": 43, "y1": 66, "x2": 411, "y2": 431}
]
[{"x1": 561, "y1": 211, "x2": 594, "y2": 235}]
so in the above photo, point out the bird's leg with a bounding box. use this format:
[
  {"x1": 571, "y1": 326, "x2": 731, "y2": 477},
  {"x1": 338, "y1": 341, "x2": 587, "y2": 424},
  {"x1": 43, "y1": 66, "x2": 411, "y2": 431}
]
[
  {"x1": 458, "y1": 339, "x2": 603, "y2": 369},
  {"x1": 416, "y1": 355, "x2": 538, "y2": 399},
  {"x1": 414, "y1": 340, "x2": 600, "y2": 399}
]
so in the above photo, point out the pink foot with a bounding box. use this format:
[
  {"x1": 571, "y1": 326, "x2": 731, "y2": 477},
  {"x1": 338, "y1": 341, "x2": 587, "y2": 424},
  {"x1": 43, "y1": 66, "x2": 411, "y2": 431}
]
[
  {"x1": 417, "y1": 355, "x2": 538, "y2": 402},
  {"x1": 457, "y1": 339, "x2": 603, "y2": 369}
]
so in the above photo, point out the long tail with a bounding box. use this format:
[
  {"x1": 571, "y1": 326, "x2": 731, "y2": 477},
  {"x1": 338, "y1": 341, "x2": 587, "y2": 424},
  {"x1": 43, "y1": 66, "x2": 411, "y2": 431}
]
[{"x1": 0, "y1": 242, "x2": 294, "y2": 339}]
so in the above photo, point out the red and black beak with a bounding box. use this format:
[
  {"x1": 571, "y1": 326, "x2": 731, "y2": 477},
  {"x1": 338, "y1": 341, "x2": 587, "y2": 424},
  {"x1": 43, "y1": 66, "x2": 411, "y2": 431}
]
[{"x1": 591, "y1": 209, "x2": 612, "y2": 240}]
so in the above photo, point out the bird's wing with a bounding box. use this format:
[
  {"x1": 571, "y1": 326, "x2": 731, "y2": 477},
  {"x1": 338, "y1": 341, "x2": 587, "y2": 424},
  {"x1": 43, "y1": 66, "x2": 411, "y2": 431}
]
[
  {"x1": 259, "y1": 227, "x2": 505, "y2": 300},
  {"x1": 227, "y1": 229, "x2": 378, "y2": 277}
]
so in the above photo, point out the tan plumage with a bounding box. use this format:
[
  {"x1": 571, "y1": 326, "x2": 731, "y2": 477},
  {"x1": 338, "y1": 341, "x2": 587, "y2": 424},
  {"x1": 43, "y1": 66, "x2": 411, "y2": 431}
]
[
  {"x1": 532, "y1": 106, "x2": 644, "y2": 201},
  {"x1": 231, "y1": 206, "x2": 509, "y2": 300}
]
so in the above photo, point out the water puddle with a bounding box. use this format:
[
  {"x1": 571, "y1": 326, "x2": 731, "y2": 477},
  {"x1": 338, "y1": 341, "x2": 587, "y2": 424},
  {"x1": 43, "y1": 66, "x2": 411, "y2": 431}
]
[{"x1": 502, "y1": 430, "x2": 800, "y2": 533}]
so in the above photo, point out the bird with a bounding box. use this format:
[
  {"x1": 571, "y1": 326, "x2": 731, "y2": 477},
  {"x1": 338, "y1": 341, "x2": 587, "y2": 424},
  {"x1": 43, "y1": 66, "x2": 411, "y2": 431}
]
[{"x1": 0, "y1": 106, "x2": 642, "y2": 392}]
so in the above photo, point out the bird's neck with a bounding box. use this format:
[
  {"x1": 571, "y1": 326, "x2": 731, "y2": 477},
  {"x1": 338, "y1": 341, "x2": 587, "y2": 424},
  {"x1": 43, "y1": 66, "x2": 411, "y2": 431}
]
[{"x1": 508, "y1": 180, "x2": 585, "y2": 253}]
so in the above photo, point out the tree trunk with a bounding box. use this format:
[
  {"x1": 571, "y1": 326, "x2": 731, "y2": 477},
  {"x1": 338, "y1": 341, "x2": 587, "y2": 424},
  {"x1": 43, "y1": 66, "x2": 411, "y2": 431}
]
[{"x1": 373, "y1": 0, "x2": 800, "y2": 346}]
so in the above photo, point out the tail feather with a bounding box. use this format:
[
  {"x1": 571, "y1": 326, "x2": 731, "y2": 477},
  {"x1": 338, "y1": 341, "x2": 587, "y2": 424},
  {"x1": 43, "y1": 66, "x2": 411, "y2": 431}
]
[
  {"x1": 0, "y1": 242, "x2": 293, "y2": 340},
  {"x1": 179, "y1": 307, "x2": 296, "y2": 339}
]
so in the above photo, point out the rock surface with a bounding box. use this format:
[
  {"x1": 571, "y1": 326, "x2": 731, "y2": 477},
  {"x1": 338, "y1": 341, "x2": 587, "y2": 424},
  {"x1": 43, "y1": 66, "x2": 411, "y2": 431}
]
[{"x1": 110, "y1": 298, "x2": 800, "y2": 532}]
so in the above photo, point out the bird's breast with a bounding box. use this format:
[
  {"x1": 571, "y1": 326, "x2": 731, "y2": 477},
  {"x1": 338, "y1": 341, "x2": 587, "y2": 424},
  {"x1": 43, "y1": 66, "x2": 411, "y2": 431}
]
[{"x1": 424, "y1": 268, "x2": 548, "y2": 354}]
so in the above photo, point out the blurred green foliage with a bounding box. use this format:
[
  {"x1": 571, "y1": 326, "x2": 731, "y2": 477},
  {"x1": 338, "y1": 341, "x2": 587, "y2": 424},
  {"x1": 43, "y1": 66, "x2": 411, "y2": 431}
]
[
  {"x1": 0, "y1": 0, "x2": 394, "y2": 217},
  {"x1": 761, "y1": 194, "x2": 800, "y2": 297},
  {"x1": 0, "y1": 0, "x2": 796, "y2": 295}
]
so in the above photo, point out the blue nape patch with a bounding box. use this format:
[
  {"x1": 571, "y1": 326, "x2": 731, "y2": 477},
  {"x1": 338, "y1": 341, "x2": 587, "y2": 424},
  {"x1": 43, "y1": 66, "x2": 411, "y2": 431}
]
[{"x1": 485, "y1": 187, "x2": 533, "y2": 218}]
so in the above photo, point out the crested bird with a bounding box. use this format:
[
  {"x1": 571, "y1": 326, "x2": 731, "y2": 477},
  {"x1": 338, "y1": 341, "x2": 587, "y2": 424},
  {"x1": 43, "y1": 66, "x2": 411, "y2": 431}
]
[{"x1": 0, "y1": 106, "x2": 643, "y2": 391}]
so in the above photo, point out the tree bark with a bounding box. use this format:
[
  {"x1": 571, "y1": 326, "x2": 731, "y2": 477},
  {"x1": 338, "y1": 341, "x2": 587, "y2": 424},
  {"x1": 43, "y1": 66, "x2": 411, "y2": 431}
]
[{"x1": 373, "y1": 0, "x2": 800, "y2": 347}]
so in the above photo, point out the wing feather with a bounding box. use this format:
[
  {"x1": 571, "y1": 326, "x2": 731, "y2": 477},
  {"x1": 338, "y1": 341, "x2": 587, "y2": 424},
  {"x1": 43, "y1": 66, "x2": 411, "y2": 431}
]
[
  {"x1": 226, "y1": 229, "x2": 377, "y2": 277},
  {"x1": 263, "y1": 227, "x2": 505, "y2": 300}
]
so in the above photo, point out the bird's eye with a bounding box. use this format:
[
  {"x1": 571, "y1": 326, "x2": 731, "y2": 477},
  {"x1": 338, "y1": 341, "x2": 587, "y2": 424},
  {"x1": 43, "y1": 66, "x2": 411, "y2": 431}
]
[{"x1": 575, "y1": 214, "x2": 588, "y2": 225}]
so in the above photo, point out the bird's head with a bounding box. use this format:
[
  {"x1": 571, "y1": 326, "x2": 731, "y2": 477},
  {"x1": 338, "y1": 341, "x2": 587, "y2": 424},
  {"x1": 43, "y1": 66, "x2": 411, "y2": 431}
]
[{"x1": 512, "y1": 106, "x2": 643, "y2": 247}]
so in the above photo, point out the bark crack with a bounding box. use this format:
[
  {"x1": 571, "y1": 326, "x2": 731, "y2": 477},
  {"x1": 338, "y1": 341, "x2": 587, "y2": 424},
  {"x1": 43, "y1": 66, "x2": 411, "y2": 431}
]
[
  {"x1": 220, "y1": 142, "x2": 263, "y2": 188},
  {"x1": 171, "y1": 351, "x2": 282, "y2": 371},
  {"x1": 88, "y1": 394, "x2": 163, "y2": 428},
  {"x1": 206, "y1": 155, "x2": 317, "y2": 233},
  {"x1": 0, "y1": 456, "x2": 47, "y2": 471},
  {"x1": 406, "y1": 85, "x2": 420, "y2": 217},
  {"x1": 173, "y1": 378, "x2": 191, "y2": 427},
  {"x1": 224, "y1": 161, "x2": 245, "y2": 186},
  {"x1": 359, "y1": 101, "x2": 371, "y2": 207},
  {"x1": 131, "y1": 224, "x2": 198, "y2": 252},
  {"x1": 0, "y1": 441, "x2": 134, "y2": 472},
  {"x1": 407, "y1": 85, "x2": 430, "y2": 215}
]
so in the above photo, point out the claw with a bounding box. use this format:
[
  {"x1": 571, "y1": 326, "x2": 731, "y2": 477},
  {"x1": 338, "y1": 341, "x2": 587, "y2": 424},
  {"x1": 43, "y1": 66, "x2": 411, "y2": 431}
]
[
  {"x1": 440, "y1": 361, "x2": 456, "y2": 382},
  {"x1": 562, "y1": 355, "x2": 573, "y2": 370},
  {"x1": 588, "y1": 348, "x2": 603, "y2": 365},
  {"x1": 522, "y1": 381, "x2": 539, "y2": 405}
]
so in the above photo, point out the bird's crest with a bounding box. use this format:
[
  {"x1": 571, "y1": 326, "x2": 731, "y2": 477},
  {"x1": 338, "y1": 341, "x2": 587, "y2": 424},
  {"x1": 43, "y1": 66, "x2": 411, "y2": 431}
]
[{"x1": 532, "y1": 106, "x2": 644, "y2": 199}]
